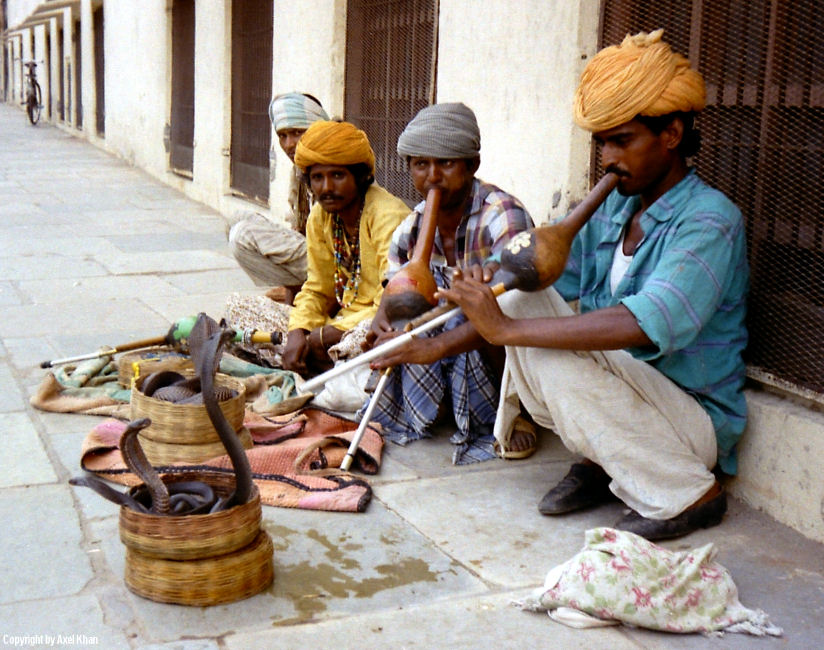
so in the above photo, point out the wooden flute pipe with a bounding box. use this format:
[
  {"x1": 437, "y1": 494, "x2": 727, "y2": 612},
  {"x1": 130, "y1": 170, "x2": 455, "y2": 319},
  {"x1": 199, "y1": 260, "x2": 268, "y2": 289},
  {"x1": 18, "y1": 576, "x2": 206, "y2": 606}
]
[
  {"x1": 402, "y1": 172, "x2": 620, "y2": 331},
  {"x1": 39, "y1": 319, "x2": 282, "y2": 368},
  {"x1": 300, "y1": 173, "x2": 618, "y2": 395},
  {"x1": 300, "y1": 304, "x2": 460, "y2": 395},
  {"x1": 489, "y1": 171, "x2": 619, "y2": 293},
  {"x1": 380, "y1": 187, "x2": 442, "y2": 325}
]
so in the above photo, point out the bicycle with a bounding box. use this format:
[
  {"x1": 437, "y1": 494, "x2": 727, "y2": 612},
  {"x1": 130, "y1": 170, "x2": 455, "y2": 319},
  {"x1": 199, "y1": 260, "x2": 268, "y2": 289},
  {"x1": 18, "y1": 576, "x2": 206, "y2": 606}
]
[{"x1": 23, "y1": 61, "x2": 42, "y2": 125}]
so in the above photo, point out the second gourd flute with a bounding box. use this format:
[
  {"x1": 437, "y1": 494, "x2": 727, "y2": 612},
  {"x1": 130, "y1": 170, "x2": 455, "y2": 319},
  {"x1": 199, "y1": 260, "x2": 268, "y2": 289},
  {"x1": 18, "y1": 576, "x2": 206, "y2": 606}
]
[{"x1": 301, "y1": 172, "x2": 619, "y2": 395}]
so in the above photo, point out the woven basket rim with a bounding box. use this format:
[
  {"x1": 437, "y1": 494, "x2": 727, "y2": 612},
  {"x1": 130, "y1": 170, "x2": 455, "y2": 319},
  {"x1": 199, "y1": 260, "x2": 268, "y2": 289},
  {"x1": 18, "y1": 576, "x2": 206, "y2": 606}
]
[
  {"x1": 121, "y1": 473, "x2": 259, "y2": 521},
  {"x1": 117, "y1": 346, "x2": 192, "y2": 387},
  {"x1": 133, "y1": 371, "x2": 246, "y2": 405},
  {"x1": 130, "y1": 371, "x2": 246, "y2": 445},
  {"x1": 135, "y1": 426, "x2": 252, "y2": 465}
]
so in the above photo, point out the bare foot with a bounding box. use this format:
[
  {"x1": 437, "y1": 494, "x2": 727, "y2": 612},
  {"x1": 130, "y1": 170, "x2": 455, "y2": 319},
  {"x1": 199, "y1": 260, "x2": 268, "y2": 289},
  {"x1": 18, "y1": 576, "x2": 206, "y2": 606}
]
[
  {"x1": 265, "y1": 286, "x2": 288, "y2": 303},
  {"x1": 495, "y1": 415, "x2": 537, "y2": 459},
  {"x1": 265, "y1": 286, "x2": 298, "y2": 305},
  {"x1": 508, "y1": 428, "x2": 534, "y2": 452}
]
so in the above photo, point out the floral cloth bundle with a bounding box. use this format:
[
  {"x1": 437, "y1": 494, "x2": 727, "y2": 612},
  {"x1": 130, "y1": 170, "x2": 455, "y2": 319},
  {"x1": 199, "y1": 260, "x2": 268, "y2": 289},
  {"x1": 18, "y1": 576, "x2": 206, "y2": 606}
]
[{"x1": 515, "y1": 527, "x2": 782, "y2": 637}]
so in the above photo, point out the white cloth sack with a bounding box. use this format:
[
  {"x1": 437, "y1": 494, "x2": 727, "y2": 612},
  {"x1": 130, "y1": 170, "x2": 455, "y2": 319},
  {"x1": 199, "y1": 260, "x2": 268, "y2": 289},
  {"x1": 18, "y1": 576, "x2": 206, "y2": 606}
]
[{"x1": 514, "y1": 527, "x2": 782, "y2": 637}]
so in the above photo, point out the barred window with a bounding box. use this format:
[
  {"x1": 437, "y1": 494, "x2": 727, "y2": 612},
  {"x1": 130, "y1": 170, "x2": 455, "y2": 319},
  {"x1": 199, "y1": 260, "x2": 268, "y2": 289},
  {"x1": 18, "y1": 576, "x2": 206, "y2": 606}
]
[{"x1": 345, "y1": 0, "x2": 438, "y2": 205}]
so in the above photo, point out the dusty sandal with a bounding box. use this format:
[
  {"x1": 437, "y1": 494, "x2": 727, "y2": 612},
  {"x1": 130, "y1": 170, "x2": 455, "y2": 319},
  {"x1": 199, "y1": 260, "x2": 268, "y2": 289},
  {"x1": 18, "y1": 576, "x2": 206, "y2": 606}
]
[{"x1": 494, "y1": 415, "x2": 537, "y2": 460}]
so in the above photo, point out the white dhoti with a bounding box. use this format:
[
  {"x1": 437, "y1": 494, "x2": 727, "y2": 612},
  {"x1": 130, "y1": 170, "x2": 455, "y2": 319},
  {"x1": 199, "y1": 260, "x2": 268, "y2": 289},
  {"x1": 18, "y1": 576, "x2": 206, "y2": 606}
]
[
  {"x1": 494, "y1": 287, "x2": 717, "y2": 519},
  {"x1": 228, "y1": 213, "x2": 307, "y2": 287}
]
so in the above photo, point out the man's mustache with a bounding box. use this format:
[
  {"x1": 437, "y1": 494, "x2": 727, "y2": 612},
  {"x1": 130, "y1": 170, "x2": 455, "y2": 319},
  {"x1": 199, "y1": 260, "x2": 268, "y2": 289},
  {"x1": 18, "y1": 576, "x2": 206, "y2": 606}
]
[
  {"x1": 605, "y1": 165, "x2": 630, "y2": 178},
  {"x1": 319, "y1": 193, "x2": 345, "y2": 202}
]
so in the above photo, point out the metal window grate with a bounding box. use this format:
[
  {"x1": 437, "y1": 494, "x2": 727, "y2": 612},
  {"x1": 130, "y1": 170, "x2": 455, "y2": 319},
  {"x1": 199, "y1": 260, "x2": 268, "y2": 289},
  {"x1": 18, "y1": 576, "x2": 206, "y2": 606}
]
[
  {"x1": 601, "y1": 0, "x2": 824, "y2": 398},
  {"x1": 345, "y1": 0, "x2": 438, "y2": 205},
  {"x1": 230, "y1": 0, "x2": 272, "y2": 203},
  {"x1": 74, "y1": 19, "x2": 81, "y2": 128},
  {"x1": 93, "y1": 6, "x2": 104, "y2": 136},
  {"x1": 170, "y1": 0, "x2": 195, "y2": 174}
]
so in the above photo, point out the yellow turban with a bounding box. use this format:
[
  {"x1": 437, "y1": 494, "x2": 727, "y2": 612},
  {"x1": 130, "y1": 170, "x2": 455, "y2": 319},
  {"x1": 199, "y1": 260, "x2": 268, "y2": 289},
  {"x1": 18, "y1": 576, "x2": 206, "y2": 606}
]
[
  {"x1": 293, "y1": 120, "x2": 376, "y2": 174},
  {"x1": 573, "y1": 29, "x2": 706, "y2": 132}
]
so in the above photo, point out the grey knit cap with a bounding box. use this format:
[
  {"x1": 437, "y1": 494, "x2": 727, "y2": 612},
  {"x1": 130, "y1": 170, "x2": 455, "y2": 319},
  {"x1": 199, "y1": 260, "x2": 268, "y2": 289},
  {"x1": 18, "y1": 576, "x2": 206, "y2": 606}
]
[{"x1": 396, "y1": 102, "x2": 481, "y2": 159}]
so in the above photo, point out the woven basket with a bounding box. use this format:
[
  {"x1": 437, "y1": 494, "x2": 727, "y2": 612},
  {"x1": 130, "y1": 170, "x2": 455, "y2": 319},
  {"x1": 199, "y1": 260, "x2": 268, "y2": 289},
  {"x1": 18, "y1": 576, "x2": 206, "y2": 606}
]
[
  {"x1": 124, "y1": 530, "x2": 274, "y2": 606},
  {"x1": 120, "y1": 473, "x2": 273, "y2": 606},
  {"x1": 117, "y1": 346, "x2": 192, "y2": 388},
  {"x1": 136, "y1": 427, "x2": 253, "y2": 465},
  {"x1": 130, "y1": 371, "x2": 246, "y2": 445},
  {"x1": 119, "y1": 473, "x2": 262, "y2": 559}
]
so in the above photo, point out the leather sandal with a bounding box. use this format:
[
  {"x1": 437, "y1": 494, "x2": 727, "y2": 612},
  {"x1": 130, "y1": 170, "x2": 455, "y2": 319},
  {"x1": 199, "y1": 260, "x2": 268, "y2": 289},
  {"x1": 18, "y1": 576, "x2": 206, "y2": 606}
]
[{"x1": 494, "y1": 415, "x2": 537, "y2": 460}]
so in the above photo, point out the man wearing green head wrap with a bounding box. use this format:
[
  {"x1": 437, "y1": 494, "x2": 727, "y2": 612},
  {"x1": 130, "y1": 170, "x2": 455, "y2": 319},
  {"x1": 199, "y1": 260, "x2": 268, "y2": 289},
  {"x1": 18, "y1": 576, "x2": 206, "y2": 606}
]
[{"x1": 228, "y1": 92, "x2": 329, "y2": 304}]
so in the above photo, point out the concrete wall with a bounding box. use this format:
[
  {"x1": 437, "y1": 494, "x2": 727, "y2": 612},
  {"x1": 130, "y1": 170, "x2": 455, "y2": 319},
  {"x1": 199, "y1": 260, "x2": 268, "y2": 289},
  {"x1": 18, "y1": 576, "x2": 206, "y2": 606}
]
[
  {"x1": 6, "y1": 0, "x2": 601, "y2": 224},
  {"x1": 61, "y1": 7, "x2": 75, "y2": 129},
  {"x1": 732, "y1": 391, "x2": 824, "y2": 544},
  {"x1": 190, "y1": 1, "x2": 231, "y2": 210},
  {"x1": 437, "y1": 0, "x2": 601, "y2": 225},
  {"x1": 100, "y1": 1, "x2": 169, "y2": 173},
  {"x1": 80, "y1": 0, "x2": 347, "y2": 221},
  {"x1": 5, "y1": 0, "x2": 39, "y2": 29},
  {"x1": 269, "y1": 0, "x2": 346, "y2": 224}
]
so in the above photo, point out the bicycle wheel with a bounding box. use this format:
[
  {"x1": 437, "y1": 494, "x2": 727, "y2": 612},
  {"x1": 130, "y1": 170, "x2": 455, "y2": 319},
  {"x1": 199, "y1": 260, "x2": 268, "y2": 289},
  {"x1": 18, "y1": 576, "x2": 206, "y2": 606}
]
[{"x1": 27, "y1": 81, "x2": 42, "y2": 125}]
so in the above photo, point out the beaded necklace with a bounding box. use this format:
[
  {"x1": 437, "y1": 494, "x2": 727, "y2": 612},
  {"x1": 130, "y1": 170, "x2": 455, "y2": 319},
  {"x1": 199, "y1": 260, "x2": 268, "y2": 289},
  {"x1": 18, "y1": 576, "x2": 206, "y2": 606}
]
[{"x1": 332, "y1": 209, "x2": 362, "y2": 309}]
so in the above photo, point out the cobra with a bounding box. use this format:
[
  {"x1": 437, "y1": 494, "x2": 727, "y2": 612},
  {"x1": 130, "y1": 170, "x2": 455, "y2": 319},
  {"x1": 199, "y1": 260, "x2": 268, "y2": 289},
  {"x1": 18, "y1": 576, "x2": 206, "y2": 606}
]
[{"x1": 70, "y1": 313, "x2": 253, "y2": 514}]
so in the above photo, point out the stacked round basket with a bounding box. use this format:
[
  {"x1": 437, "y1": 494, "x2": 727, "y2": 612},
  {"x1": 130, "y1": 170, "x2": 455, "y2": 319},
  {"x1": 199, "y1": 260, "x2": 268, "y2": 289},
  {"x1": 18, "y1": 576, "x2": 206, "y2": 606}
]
[
  {"x1": 119, "y1": 363, "x2": 272, "y2": 605},
  {"x1": 130, "y1": 371, "x2": 252, "y2": 465},
  {"x1": 119, "y1": 473, "x2": 273, "y2": 605}
]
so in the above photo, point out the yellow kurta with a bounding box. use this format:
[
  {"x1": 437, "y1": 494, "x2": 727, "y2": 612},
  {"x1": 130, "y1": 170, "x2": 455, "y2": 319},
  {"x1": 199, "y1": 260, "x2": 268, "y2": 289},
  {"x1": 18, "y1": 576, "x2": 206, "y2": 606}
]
[{"x1": 288, "y1": 183, "x2": 410, "y2": 333}]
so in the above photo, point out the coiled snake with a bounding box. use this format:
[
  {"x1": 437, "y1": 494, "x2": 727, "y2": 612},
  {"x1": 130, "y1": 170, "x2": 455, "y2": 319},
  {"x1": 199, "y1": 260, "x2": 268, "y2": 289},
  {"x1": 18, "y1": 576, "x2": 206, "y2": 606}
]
[{"x1": 70, "y1": 313, "x2": 253, "y2": 515}]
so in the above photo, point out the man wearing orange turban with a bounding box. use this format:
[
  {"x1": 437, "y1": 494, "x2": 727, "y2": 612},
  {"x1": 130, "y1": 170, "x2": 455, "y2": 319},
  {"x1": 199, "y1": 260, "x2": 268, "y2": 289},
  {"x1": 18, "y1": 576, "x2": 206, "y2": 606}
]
[
  {"x1": 441, "y1": 31, "x2": 749, "y2": 541},
  {"x1": 283, "y1": 121, "x2": 409, "y2": 377}
]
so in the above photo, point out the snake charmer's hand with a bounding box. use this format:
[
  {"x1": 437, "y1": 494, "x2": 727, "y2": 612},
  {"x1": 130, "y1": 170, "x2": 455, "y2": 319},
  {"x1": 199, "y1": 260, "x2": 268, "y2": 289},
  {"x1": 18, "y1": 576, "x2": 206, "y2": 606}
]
[
  {"x1": 436, "y1": 269, "x2": 511, "y2": 345},
  {"x1": 303, "y1": 326, "x2": 337, "y2": 376},
  {"x1": 463, "y1": 262, "x2": 498, "y2": 284},
  {"x1": 364, "y1": 311, "x2": 394, "y2": 350},
  {"x1": 282, "y1": 329, "x2": 309, "y2": 375},
  {"x1": 369, "y1": 332, "x2": 444, "y2": 370}
]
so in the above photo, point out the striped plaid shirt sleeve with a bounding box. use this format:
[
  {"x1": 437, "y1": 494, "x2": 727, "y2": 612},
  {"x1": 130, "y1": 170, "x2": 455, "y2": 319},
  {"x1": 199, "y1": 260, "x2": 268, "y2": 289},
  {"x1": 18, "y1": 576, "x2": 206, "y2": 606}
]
[
  {"x1": 461, "y1": 182, "x2": 534, "y2": 267},
  {"x1": 387, "y1": 180, "x2": 533, "y2": 276}
]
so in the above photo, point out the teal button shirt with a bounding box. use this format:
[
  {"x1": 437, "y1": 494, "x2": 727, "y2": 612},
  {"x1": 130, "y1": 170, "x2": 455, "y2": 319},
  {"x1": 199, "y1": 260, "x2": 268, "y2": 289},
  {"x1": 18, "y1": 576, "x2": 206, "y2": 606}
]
[{"x1": 554, "y1": 170, "x2": 749, "y2": 474}]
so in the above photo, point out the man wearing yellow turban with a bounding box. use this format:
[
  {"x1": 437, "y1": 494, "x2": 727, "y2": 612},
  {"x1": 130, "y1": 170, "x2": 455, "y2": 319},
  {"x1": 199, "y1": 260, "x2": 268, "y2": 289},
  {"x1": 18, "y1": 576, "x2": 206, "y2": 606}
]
[
  {"x1": 283, "y1": 120, "x2": 410, "y2": 377},
  {"x1": 441, "y1": 31, "x2": 749, "y2": 541}
]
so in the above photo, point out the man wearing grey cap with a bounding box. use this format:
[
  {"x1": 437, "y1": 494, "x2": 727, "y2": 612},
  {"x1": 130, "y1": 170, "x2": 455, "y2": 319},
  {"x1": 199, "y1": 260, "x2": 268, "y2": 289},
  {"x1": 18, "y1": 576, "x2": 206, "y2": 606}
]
[
  {"x1": 228, "y1": 92, "x2": 328, "y2": 304},
  {"x1": 364, "y1": 102, "x2": 535, "y2": 464}
]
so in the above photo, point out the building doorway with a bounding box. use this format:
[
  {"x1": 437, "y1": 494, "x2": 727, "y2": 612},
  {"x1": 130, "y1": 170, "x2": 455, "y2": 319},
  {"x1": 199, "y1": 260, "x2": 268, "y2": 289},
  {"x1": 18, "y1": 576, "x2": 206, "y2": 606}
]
[
  {"x1": 229, "y1": 0, "x2": 273, "y2": 203},
  {"x1": 345, "y1": 0, "x2": 438, "y2": 205}
]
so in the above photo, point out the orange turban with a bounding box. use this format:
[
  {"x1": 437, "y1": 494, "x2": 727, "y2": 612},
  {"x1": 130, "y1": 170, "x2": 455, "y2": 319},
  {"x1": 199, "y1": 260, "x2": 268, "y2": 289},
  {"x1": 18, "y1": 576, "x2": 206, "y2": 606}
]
[
  {"x1": 573, "y1": 29, "x2": 706, "y2": 132},
  {"x1": 293, "y1": 120, "x2": 376, "y2": 174}
]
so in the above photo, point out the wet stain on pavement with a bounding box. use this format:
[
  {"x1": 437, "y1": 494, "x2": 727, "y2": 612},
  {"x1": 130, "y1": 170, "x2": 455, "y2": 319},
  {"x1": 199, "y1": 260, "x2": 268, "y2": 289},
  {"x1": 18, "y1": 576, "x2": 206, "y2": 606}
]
[{"x1": 266, "y1": 523, "x2": 444, "y2": 624}]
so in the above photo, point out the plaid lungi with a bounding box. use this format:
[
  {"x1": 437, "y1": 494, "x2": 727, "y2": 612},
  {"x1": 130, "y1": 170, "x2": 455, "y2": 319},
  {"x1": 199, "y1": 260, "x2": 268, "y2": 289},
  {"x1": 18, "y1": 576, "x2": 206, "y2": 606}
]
[{"x1": 365, "y1": 310, "x2": 500, "y2": 464}]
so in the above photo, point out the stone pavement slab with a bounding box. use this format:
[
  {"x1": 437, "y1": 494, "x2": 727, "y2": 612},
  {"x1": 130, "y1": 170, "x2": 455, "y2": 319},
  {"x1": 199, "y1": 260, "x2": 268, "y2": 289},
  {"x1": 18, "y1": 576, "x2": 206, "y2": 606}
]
[
  {"x1": 0, "y1": 366, "x2": 28, "y2": 413},
  {"x1": 89, "y1": 496, "x2": 489, "y2": 643},
  {"x1": 223, "y1": 591, "x2": 647, "y2": 650},
  {"x1": 0, "y1": 595, "x2": 131, "y2": 650},
  {"x1": 0, "y1": 484, "x2": 92, "y2": 603},
  {"x1": 0, "y1": 412, "x2": 57, "y2": 485},
  {"x1": 19, "y1": 276, "x2": 184, "y2": 306}
]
